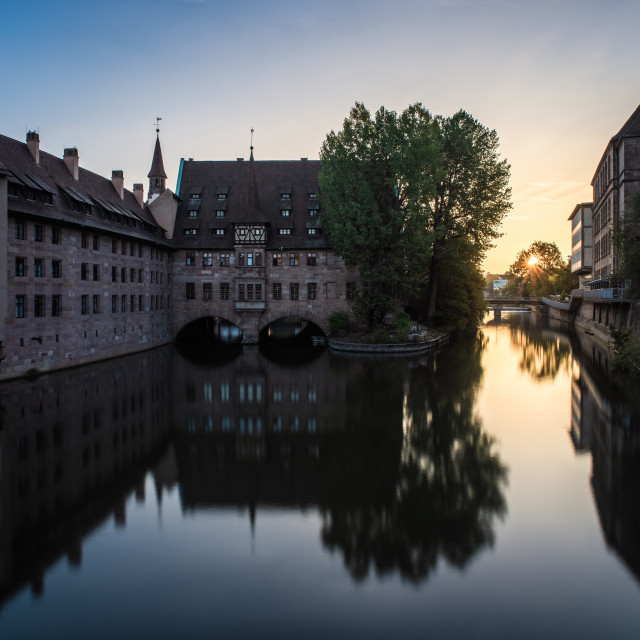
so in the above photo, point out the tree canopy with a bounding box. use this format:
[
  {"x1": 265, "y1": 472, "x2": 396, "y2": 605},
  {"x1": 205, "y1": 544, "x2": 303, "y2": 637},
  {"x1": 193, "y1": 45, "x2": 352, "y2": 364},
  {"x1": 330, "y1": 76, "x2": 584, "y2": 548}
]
[
  {"x1": 319, "y1": 102, "x2": 511, "y2": 327},
  {"x1": 505, "y1": 241, "x2": 575, "y2": 298}
]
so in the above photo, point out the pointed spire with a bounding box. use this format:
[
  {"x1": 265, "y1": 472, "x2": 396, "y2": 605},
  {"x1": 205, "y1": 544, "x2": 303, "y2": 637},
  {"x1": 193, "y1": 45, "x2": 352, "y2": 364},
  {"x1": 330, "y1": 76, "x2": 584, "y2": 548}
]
[
  {"x1": 241, "y1": 130, "x2": 268, "y2": 223},
  {"x1": 148, "y1": 121, "x2": 167, "y2": 199}
]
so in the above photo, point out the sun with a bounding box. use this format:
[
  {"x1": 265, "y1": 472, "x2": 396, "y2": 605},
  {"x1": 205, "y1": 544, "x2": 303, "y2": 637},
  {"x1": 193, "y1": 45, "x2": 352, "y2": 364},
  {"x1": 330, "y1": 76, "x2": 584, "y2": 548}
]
[{"x1": 528, "y1": 256, "x2": 539, "y2": 267}]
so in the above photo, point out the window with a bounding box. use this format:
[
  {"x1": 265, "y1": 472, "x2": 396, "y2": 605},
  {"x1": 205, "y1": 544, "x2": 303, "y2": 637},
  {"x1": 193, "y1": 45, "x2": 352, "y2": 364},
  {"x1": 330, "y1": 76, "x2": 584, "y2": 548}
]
[
  {"x1": 308, "y1": 283, "x2": 317, "y2": 300},
  {"x1": 184, "y1": 228, "x2": 198, "y2": 235},
  {"x1": 309, "y1": 192, "x2": 318, "y2": 200},
  {"x1": 290, "y1": 283, "x2": 299, "y2": 300},
  {"x1": 34, "y1": 295, "x2": 45, "y2": 317},
  {"x1": 238, "y1": 253, "x2": 245, "y2": 266},
  {"x1": 289, "y1": 252, "x2": 299, "y2": 266},
  {"x1": 139, "y1": 294, "x2": 144, "y2": 311},
  {"x1": 308, "y1": 208, "x2": 318, "y2": 217},
  {"x1": 279, "y1": 228, "x2": 291, "y2": 235},
  {"x1": 121, "y1": 240, "x2": 127, "y2": 255},
  {"x1": 217, "y1": 193, "x2": 227, "y2": 201},
  {"x1": 81, "y1": 263, "x2": 88, "y2": 280},
  {"x1": 247, "y1": 284, "x2": 254, "y2": 300},
  {"x1": 203, "y1": 253, "x2": 213, "y2": 267},
  {"x1": 130, "y1": 295, "x2": 136, "y2": 312},
  {"x1": 186, "y1": 282, "x2": 195, "y2": 300},
  {"x1": 220, "y1": 283, "x2": 230, "y2": 300},
  {"x1": 93, "y1": 264, "x2": 100, "y2": 281},
  {"x1": 188, "y1": 210, "x2": 198, "y2": 218},
  {"x1": 190, "y1": 193, "x2": 201, "y2": 200},
  {"x1": 186, "y1": 253, "x2": 195, "y2": 266},
  {"x1": 273, "y1": 253, "x2": 282, "y2": 266},
  {"x1": 15, "y1": 295, "x2": 26, "y2": 318},
  {"x1": 121, "y1": 294, "x2": 127, "y2": 312},
  {"x1": 93, "y1": 295, "x2": 100, "y2": 314},
  {"x1": 34, "y1": 224, "x2": 43, "y2": 242},
  {"x1": 112, "y1": 295, "x2": 118, "y2": 313},
  {"x1": 52, "y1": 227, "x2": 61, "y2": 244},
  {"x1": 255, "y1": 253, "x2": 262, "y2": 266},
  {"x1": 130, "y1": 243, "x2": 135, "y2": 257},
  {"x1": 121, "y1": 267, "x2": 127, "y2": 283},
  {"x1": 346, "y1": 282, "x2": 357, "y2": 301},
  {"x1": 247, "y1": 253, "x2": 254, "y2": 267},
  {"x1": 220, "y1": 253, "x2": 230, "y2": 266},
  {"x1": 15, "y1": 257, "x2": 25, "y2": 276},
  {"x1": 307, "y1": 228, "x2": 318, "y2": 235},
  {"x1": 138, "y1": 269, "x2": 143, "y2": 283},
  {"x1": 256, "y1": 284, "x2": 262, "y2": 300},
  {"x1": 8, "y1": 182, "x2": 18, "y2": 197},
  {"x1": 111, "y1": 238, "x2": 117, "y2": 253},
  {"x1": 93, "y1": 235, "x2": 100, "y2": 251},
  {"x1": 81, "y1": 295, "x2": 88, "y2": 315},
  {"x1": 216, "y1": 210, "x2": 225, "y2": 218},
  {"x1": 238, "y1": 284, "x2": 245, "y2": 300},
  {"x1": 52, "y1": 295, "x2": 61, "y2": 317},
  {"x1": 81, "y1": 233, "x2": 88, "y2": 248},
  {"x1": 112, "y1": 266, "x2": 118, "y2": 283},
  {"x1": 203, "y1": 283, "x2": 213, "y2": 300},
  {"x1": 130, "y1": 268, "x2": 135, "y2": 283},
  {"x1": 307, "y1": 253, "x2": 317, "y2": 266},
  {"x1": 215, "y1": 228, "x2": 225, "y2": 236},
  {"x1": 281, "y1": 209, "x2": 290, "y2": 217},
  {"x1": 281, "y1": 192, "x2": 291, "y2": 200},
  {"x1": 273, "y1": 283, "x2": 282, "y2": 300},
  {"x1": 15, "y1": 220, "x2": 25, "y2": 240},
  {"x1": 52, "y1": 260, "x2": 61, "y2": 278}
]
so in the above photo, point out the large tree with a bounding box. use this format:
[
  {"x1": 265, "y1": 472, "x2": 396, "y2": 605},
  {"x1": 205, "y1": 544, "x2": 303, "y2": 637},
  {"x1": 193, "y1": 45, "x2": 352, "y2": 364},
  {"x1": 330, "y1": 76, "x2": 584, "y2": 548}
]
[{"x1": 319, "y1": 102, "x2": 511, "y2": 327}]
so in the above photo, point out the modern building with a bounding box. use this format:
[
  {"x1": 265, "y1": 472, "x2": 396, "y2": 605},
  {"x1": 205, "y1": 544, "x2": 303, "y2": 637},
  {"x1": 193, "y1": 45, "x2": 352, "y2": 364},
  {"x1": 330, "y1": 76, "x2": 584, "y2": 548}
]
[
  {"x1": 0, "y1": 130, "x2": 357, "y2": 380},
  {"x1": 568, "y1": 202, "x2": 593, "y2": 288},
  {"x1": 591, "y1": 103, "x2": 640, "y2": 282}
]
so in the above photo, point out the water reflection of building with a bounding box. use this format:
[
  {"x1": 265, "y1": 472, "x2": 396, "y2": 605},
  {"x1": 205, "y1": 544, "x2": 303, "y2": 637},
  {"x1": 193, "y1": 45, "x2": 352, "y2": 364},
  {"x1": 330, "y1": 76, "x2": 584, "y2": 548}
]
[
  {"x1": 567, "y1": 330, "x2": 640, "y2": 582},
  {"x1": 0, "y1": 346, "x2": 173, "y2": 605}
]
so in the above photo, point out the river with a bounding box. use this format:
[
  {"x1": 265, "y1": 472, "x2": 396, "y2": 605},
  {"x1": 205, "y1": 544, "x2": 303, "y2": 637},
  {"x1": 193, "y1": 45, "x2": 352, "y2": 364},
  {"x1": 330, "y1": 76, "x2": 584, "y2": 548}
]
[{"x1": 0, "y1": 311, "x2": 638, "y2": 639}]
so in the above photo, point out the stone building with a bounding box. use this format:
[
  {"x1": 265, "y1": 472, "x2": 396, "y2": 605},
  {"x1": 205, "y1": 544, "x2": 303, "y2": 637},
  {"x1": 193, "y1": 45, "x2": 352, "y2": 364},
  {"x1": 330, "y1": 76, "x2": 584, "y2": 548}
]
[
  {"x1": 591, "y1": 103, "x2": 640, "y2": 282},
  {"x1": 0, "y1": 131, "x2": 357, "y2": 380}
]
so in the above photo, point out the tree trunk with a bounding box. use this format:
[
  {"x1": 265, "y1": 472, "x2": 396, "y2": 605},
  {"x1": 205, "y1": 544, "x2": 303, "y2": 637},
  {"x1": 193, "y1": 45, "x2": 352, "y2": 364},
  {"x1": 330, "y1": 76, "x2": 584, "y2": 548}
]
[{"x1": 426, "y1": 266, "x2": 439, "y2": 324}]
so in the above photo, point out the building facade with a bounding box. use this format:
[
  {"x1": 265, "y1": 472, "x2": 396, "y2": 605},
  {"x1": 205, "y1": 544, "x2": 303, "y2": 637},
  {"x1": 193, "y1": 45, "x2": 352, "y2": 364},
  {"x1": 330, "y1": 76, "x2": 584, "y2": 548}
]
[
  {"x1": 591, "y1": 104, "x2": 640, "y2": 282},
  {"x1": 568, "y1": 202, "x2": 593, "y2": 288},
  {"x1": 0, "y1": 132, "x2": 357, "y2": 380}
]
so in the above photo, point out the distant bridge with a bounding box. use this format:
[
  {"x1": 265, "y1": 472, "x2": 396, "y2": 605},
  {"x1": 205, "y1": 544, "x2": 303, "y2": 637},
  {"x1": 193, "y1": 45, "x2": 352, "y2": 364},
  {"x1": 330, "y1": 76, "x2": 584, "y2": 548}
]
[{"x1": 485, "y1": 297, "x2": 544, "y2": 318}]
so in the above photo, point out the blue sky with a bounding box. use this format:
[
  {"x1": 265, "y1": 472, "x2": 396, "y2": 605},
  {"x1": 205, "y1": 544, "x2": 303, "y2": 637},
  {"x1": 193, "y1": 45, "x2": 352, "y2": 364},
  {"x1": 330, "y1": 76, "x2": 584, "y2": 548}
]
[{"x1": 2, "y1": 0, "x2": 639, "y2": 271}]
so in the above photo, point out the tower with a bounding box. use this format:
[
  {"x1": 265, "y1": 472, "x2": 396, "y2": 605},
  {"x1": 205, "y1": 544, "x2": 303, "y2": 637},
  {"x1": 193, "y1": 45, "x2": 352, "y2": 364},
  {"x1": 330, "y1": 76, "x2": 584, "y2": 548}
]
[{"x1": 148, "y1": 120, "x2": 167, "y2": 200}]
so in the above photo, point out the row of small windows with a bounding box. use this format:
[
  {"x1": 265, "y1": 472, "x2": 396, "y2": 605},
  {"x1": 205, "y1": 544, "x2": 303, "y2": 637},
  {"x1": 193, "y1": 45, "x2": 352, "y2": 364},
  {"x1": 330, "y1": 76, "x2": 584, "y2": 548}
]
[
  {"x1": 594, "y1": 198, "x2": 613, "y2": 234},
  {"x1": 188, "y1": 191, "x2": 317, "y2": 200},
  {"x1": 15, "y1": 294, "x2": 169, "y2": 318},
  {"x1": 186, "y1": 415, "x2": 318, "y2": 434},
  {"x1": 594, "y1": 230, "x2": 612, "y2": 263},
  {"x1": 187, "y1": 208, "x2": 319, "y2": 219},
  {"x1": 14, "y1": 220, "x2": 166, "y2": 260},
  {"x1": 185, "y1": 252, "x2": 320, "y2": 267},
  {"x1": 183, "y1": 226, "x2": 320, "y2": 237},
  {"x1": 14, "y1": 258, "x2": 61, "y2": 278},
  {"x1": 185, "y1": 281, "x2": 355, "y2": 302}
]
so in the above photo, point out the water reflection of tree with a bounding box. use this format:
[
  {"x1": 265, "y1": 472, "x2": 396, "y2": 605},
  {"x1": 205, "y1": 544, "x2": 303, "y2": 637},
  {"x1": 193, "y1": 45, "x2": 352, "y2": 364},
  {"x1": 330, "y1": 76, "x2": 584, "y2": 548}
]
[
  {"x1": 320, "y1": 336, "x2": 507, "y2": 583},
  {"x1": 509, "y1": 321, "x2": 571, "y2": 381}
]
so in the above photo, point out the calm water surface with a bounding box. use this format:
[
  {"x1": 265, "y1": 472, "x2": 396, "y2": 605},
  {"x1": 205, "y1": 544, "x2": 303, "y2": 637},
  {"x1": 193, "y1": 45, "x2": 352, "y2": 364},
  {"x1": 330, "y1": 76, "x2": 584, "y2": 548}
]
[{"x1": 1, "y1": 312, "x2": 639, "y2": 639}]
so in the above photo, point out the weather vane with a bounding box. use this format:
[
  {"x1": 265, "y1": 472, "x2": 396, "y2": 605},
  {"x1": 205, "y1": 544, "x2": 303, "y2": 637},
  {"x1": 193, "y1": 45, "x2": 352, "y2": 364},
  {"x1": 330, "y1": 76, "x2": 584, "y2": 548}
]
[
  {"x1": 155, "y1": 117, "x2": 162, "y2": 133},
  {"x1": 250, "y1": 127, "x2": 254, "y2": 151}
]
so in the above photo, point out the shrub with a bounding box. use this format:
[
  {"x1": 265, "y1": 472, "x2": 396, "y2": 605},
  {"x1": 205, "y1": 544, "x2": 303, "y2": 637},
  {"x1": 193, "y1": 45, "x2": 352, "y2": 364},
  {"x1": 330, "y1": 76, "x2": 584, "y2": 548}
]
[{"x1": 328, "y1": 311, "x2": 351, "y2": 336}]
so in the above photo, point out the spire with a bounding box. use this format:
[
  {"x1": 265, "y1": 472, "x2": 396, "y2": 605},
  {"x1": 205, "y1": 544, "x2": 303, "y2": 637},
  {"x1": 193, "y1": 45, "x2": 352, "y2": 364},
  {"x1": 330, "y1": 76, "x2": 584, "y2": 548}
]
[
  {"x1": 148, "y1": 119, "x2": 167, "y2": 200},
  {"x1": 241, "y1": 129, "x2": 268, "y2": 223}
]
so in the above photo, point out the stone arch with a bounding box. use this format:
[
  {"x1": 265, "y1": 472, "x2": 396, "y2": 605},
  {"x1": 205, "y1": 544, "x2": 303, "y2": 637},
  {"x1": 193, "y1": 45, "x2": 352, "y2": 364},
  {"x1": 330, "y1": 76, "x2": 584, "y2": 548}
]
[
  {"x1": 258, "y1": 308, "x2": 329, "y2": 335},
  {"x1": 173, "y1": 310, "x2": 245, "y2": 339}
]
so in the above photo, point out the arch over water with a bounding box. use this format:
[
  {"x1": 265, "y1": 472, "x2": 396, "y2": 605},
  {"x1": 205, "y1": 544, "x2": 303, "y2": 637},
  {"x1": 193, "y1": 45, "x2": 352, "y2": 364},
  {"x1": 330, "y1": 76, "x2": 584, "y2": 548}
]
[
  {"x1": 175, "y1": 315, "x2": 243, "y2": 345},
  {"x1": 258, "y1": 309, "x2": 328, "y2": 336}
]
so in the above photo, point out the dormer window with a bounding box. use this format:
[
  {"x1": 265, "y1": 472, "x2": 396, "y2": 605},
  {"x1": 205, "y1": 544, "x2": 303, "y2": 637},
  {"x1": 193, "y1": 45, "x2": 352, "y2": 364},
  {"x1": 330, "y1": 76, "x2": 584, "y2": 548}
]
[
  {"x1": 216, "y1": 210, "x2": 225, "y2": 217},
  {"x1": 281, "y1": 193, "x2": 291, "y2": 200},
  {"x1": 217, "y1": 193, "x2": 227, "y2": 201},
  {"x1": 279, "y1": 228, "x2": 292, "y2": 236},
  {"x1": 308, "y1": 208, "x2": 318, "y2": 217},
  {"x1": 184, "y1": 228, "x2": 198, "y2": 236},
  {"x1": 188, "y1": 210, "x2": 198, "y2": 218},
  {"x1": 190, "y1": 193, "x2": 201, "y2": 199},
  {"x1": 281, "y1": 210, "x2": 290, "y2": 217},
  {"x1": 8, "y1": 182, "x2": 18, "y2": 197},
  {"x1": 309, "y1": 193, "x2": 317, "y2": 200}
]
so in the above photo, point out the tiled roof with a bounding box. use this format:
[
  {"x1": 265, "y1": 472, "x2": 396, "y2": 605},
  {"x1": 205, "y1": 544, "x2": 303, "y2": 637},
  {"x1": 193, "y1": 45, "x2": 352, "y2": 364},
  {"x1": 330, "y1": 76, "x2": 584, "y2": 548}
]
[
  {"x1": 0, "y1": 133, "x2": 170, "y2": 245},
  {"x1": 175, "y1": 156, "x2": 328, "y2": 251},
  {"x1": 614, "y1": 103, "x2": 640, "y2": 139}
]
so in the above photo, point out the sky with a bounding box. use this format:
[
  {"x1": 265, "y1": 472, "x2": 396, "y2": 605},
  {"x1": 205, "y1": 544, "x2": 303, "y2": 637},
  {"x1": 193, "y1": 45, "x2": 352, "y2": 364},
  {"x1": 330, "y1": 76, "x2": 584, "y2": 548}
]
[{"x1": 2, "y1": 0, "x2": 639, "y2": 273}]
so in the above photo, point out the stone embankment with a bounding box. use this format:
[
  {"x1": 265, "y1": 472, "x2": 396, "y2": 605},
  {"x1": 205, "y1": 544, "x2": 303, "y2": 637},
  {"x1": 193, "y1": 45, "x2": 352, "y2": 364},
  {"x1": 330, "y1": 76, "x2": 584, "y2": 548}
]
[{"x1": 329, "y1": 330, "x2": 449, "y2": 355}]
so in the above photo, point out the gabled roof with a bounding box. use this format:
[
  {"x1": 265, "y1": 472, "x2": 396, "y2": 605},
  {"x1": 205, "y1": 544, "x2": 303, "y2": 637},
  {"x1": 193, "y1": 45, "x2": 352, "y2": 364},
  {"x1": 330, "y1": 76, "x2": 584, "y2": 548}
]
[
  {"x1": 148, "y1": 134, "x2": 167, "y2": 179},
  {"x1": 0, "y1": 133, "x2": 169, "y2": 244},
  {"x1": 614, "y1": 103, "x2": 640, "y2": 139}
]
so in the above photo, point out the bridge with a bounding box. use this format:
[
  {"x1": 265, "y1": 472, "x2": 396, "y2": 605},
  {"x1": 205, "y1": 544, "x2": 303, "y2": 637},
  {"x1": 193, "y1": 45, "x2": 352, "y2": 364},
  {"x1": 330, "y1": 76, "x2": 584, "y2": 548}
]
[{"x1": 485, "y1": 297, "x2": 544, "y2": 319}]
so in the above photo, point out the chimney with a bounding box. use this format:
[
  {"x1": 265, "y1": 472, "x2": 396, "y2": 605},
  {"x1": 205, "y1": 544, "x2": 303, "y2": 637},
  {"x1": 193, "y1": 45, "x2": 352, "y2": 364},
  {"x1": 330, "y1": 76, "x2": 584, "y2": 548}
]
[
  {"x1": 27, "y1": 131, "x2": 40, "y2": 164},
  {"x1": 112, "y1": 170, "x2": 124, "y2": 200},
  {"x1": 133, "y1": 183, "x2": 144, "y2": 207},
  {"x1": 63, "y1": 147, "x2": 79, "y2": 180}
]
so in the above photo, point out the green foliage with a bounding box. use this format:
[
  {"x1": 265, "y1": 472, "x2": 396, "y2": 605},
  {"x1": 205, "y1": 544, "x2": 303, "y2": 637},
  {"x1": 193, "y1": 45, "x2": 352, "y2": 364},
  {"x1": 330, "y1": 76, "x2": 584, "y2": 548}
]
[
  {"x1": 320, "y1": 102, "x2": 511, "y2": 329},
  {"x1": 615, "y1": 193, "x2": 640, "y2": 298},
  {"x1": 394, "y1": 311, "x2": 412, "y2": 340},
  {"x1": 328, "y1": 311, "x2": 351, "y2": 336},
  {"x1": 610, "y1": 326, "x2": 640, "y2": 378},
  {"x1": 506, "y1": 241, "x2": 573, "y2": 297}
]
